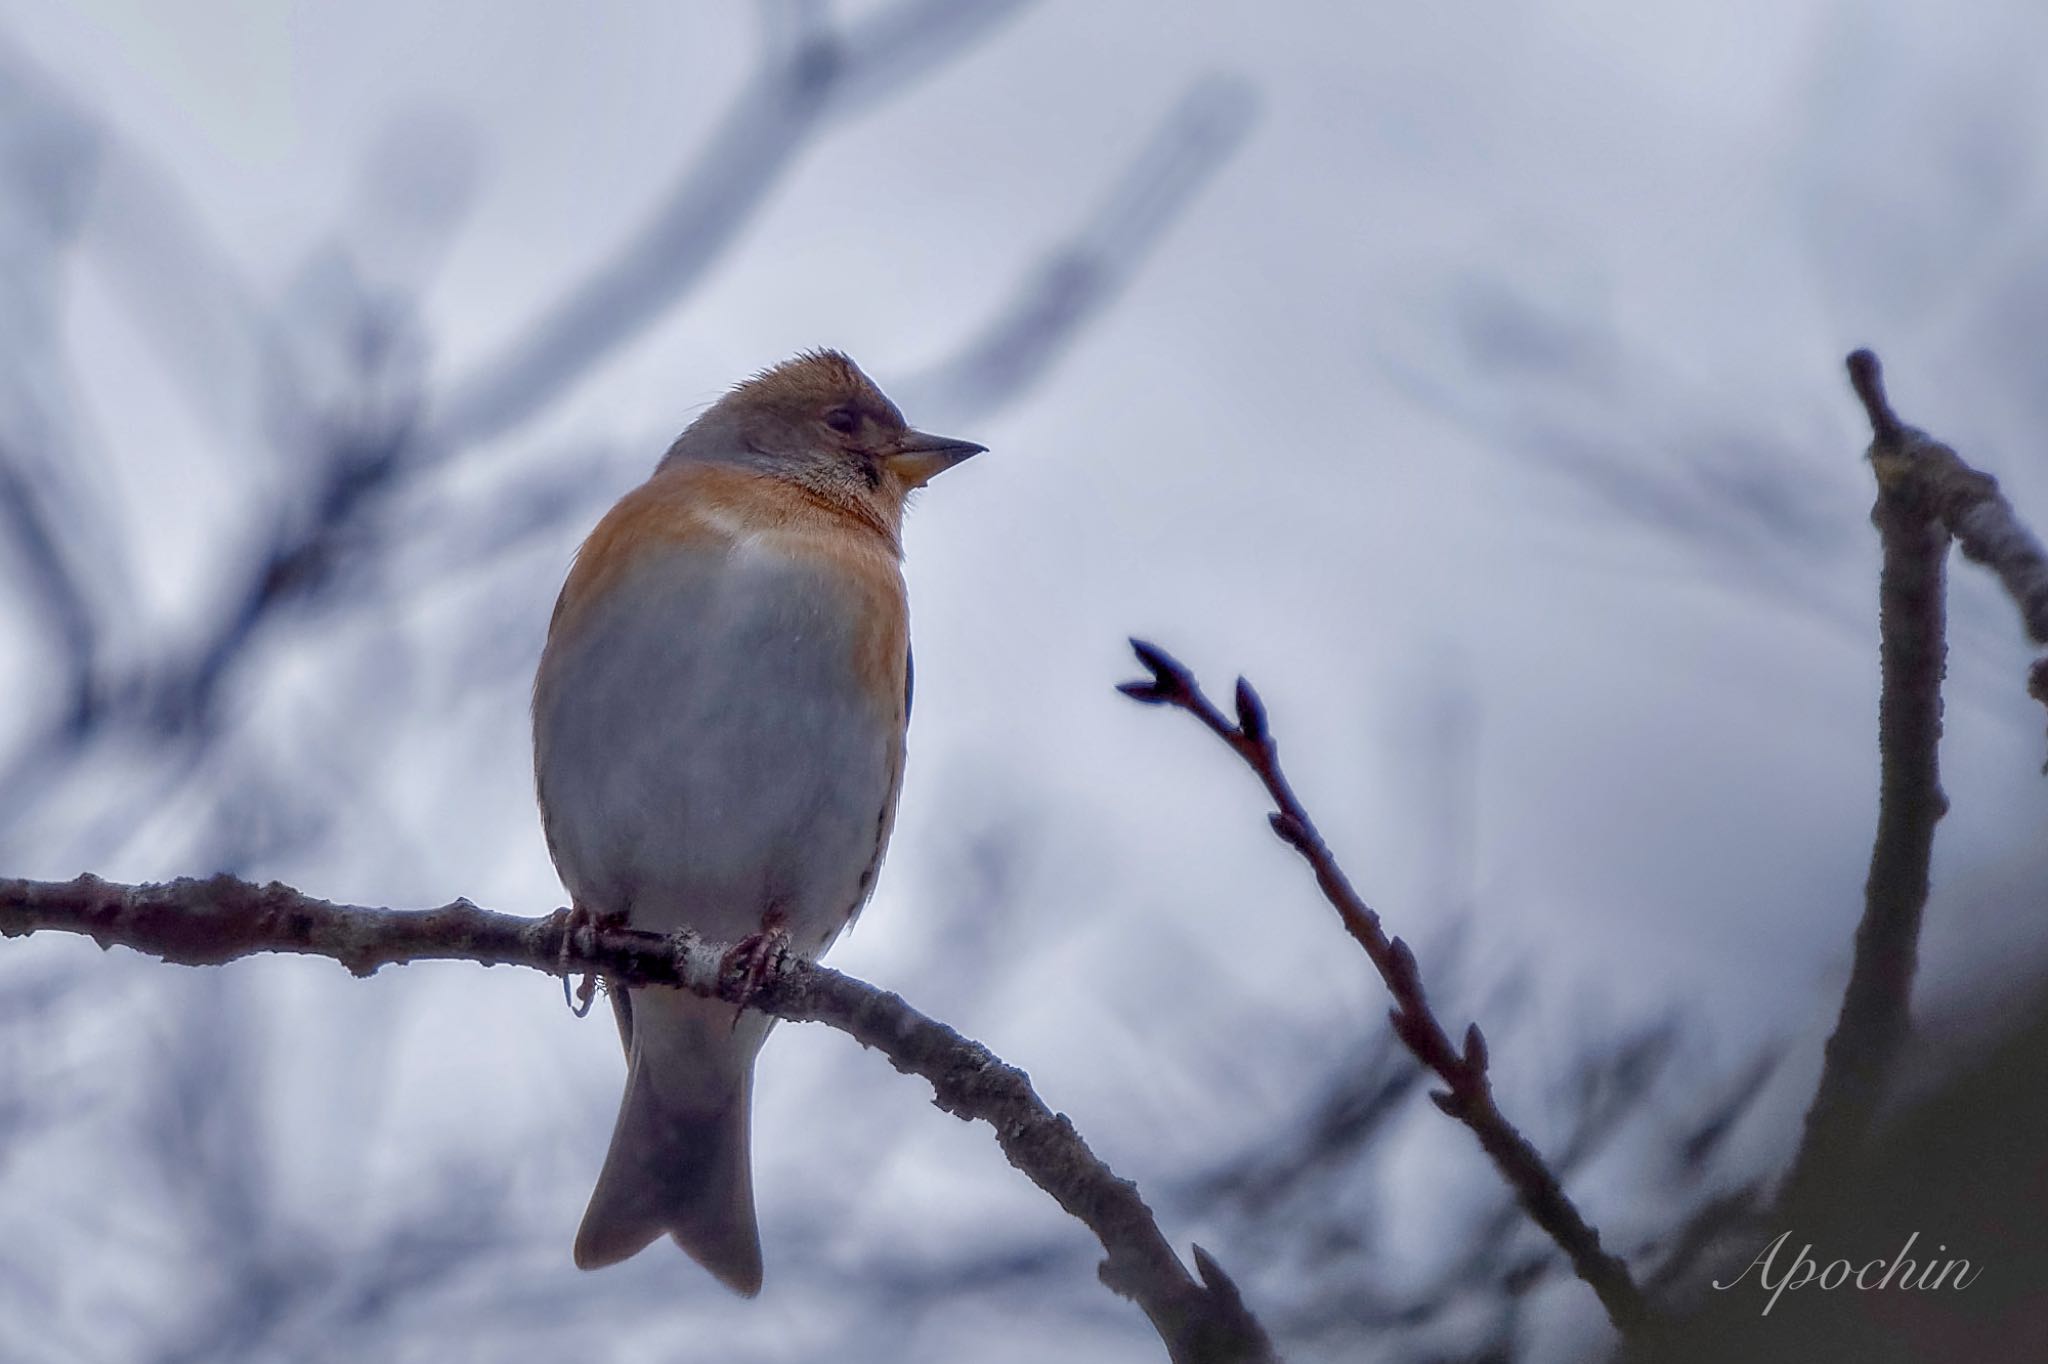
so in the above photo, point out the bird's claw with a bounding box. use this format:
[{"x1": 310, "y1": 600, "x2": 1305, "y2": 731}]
[
  {"x1": 721, "y1": 912, "x2": 792, "y2": 1032},
  {"x1": 555, "y1": 901, "x2": 618, "y2": 1018},
  {"x1": 564, "y1": 972, "x2": 598, "y2": 1018}
]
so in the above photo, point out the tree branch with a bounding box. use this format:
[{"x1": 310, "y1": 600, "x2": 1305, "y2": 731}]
[
  {"x1": 1781, "y1": 350, "x2": 1957, "y2": 1207},
  {"x1": 0, "y1": 873, "x2": 1275, "y2": 1364},
  {"x1": 1118, "y1": 643, "x2": 1649, "y2": 1338},
  {"x1": 1849, "y1": 349, "x2": 2048, "y2": 751},
  {"x1": 1851, "y1": 350, "x2": 2048, "y2": 642}
]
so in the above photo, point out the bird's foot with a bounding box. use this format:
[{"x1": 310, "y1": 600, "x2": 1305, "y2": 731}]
[
  {"x1": 721, "y1": 910, "x2": 792, "y2": 1032},
  {"x1": 554, "y1": 901, "x2": 623, "y2": 1018}
]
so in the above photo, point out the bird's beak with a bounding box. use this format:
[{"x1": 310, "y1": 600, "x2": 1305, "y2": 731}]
[{"x1": 886, "y1": 430, "x2": 987, "y2": 488}]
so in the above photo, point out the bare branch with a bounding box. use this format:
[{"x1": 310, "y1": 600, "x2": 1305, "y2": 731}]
[
  {"x1": 1119, "y1": 642, "x2": 1648, "y2": 1337},
  {"x1": 1782, "y1": 351, "x2": 1956, "y2": 1207},
  {"x1": 0, "y1": 873, "x2": 1276, "y2": 1364},
  {"x1": 1843, "y1": 348, "x2": 1904, "y2": 445},
  {"x1": 1788, "y1": 347, "x2": 2048, "y2": 1205},
  {"x1": 1849, "y1": 350, "x2": 2048, "y2": 647}
]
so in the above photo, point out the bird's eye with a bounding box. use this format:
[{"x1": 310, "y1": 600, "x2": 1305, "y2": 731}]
[{"x1": 824, "y1": 407, "x2": 859, "y2": 435}]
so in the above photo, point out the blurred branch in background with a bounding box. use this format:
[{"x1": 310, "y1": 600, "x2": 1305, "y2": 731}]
[
  {"x1": 403, "y1": 68, "x2": 1259, "y2": 633},
  {"x1": 1181, "y1": 946, "x2": 1748, "y2": 1356},
  {"x1": 1369, "y1": 280, "x2": 2031, "y2": 720},
  {"x1": 425, "y1": 0, "x2": 1037, "y2": 450},
  {"x1": 894, "y1": 73, "x2": 1257, "y2": 429},
  {"x1": 0, "y1": 444, "x2": 97, "y2": 726},
  {"x1": 0, "y1": 873, "x2": 1279, "y2": 1364},
  {"x1": 0, "y1": 39, "x2": 127, "y2": 739},
  {"x1": 1371, "y1": 276, "x2": 1867, "y2": 621},
  {"x1": 0, "y1": 2, "x2": 1256, "y2": 874}
]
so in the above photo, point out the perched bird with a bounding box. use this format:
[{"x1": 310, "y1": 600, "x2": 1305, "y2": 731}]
[{"x1": 532, "y1": 351, "x2": 984, "y2": 1293}]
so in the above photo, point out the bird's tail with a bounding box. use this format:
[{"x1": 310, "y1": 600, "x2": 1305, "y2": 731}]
[{"x1": 573, "y1": 988, "x2": 765, "y2": 1295}]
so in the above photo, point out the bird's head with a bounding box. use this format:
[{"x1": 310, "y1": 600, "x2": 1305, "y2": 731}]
[{"x1": 663, "y1": 350, "x2": 984, "y2": 530}]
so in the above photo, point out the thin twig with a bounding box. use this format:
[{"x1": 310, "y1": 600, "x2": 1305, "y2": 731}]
[
  {"x1": 0, "y1": 873, "x2": 1276, "y2": 1364},
  {"x1": 1781, "y1": 351, "x2": 1956, "y2": 1207},
  {"x1": 1118, "y1": 642, "x2": 1648, "y2": 1337}
]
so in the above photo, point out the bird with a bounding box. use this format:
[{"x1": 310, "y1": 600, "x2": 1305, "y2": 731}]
[{"x1": 531, "y1": 350, "x2": 984, "y2": 1293}]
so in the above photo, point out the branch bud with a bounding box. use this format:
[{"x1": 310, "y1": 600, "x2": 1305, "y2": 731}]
[{"x1": 1233, "y1": 676, "x2": 1269, "y2": 745}]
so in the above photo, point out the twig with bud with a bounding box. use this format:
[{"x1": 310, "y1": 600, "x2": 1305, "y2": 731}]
[{"x1": 1119, "y1": 642, "x2": 1648, "y2": 1337}]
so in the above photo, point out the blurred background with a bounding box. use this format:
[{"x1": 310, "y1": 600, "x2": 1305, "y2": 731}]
[{"x1": 2, "y1": 2, "x2": 2047, "y2": 1360}]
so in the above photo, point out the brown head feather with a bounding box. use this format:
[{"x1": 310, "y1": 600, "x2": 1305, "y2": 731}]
[
  {"x1": 655, "y1": 350, "x2": 979, "y2": 545},
  {"x1": 727, "y1": 350, "x2": 906, "y2": 429}
]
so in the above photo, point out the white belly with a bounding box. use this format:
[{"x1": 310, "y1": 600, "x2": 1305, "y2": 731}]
[{"x1": 534, "y1": 541, "x2": 901, "y2": 953}]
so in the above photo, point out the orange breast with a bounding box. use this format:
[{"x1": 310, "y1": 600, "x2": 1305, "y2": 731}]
[{"x1": 548, "y1": 461, "x2": 909, "y2": 724}]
